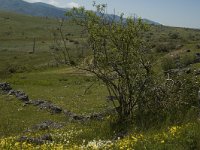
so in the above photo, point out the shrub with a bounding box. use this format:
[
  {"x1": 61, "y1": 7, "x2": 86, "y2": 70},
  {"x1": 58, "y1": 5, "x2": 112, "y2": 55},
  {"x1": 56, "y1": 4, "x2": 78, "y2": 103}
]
[
  {"x1": 161, "y1": 57, "x2": 177, "y2": 71},
  {"x1": 155, "y1": 42, "x2": 176, "y2": 52},
  {"x1": 180, "y1": 54, "x2": 196, "y2": 66},
  {"x1": 168, "y1": 32, "x2": 179, "y2": 39},
  {"x1": 4, "y1": 64, "x2": 30, "y2": 74}
]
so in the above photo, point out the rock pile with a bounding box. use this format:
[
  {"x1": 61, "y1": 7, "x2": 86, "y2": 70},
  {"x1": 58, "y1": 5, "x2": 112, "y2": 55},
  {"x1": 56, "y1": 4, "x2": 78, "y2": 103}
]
[
  {"x1": 24, "y1": 100, "x2": 62, "y2": 114},
  {"x1": 24, "y1": 120, "x2": 64, "y2": 133},
  {"x1": 18, "y1": 134, "x2": 53, "y2": 145},
  {"x1": 0, "y1": 82, "x2": 12, "y2": 92},
  {"x1": 63, "y1": 108, "x2": 116, "y2": 122},
  {"x1": 8, "y1": 90, "x2": 29, "y2": 101},
  {"x1": 0, "y1": 82, "x2": 116, "y2": 121},
  {"x1": 0, "y1": 82, "x2": 62, "y2": 114}
]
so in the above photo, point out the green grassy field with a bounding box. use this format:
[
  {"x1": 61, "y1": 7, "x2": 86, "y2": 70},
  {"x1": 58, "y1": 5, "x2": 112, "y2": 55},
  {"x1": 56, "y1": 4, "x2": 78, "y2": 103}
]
[{"x1": 0, "y1": 11, "x2": 200, "y2": 149}]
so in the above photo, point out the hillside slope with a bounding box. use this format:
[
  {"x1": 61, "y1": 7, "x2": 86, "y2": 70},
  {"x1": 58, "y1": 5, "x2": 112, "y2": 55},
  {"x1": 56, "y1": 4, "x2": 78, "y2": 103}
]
[
  {"x1": 0, "y1": 0, "x2": 160, "y2": 25},
  {"x1": 0, "y1": 0, "x2": 67, "y2": 18}
]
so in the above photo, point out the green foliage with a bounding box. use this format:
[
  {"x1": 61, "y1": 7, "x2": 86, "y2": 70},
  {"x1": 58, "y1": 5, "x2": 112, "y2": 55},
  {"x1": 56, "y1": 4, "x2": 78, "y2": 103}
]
[
  {"x1": 168, "y1": 32, "x2": 179, "y2": 39},
  {"x1": 67, "y1": 5, "x2": 156, "y2": 121},
  {"x1": 155, "y1": 42, "x2": 176, "y2": 52},
  {"x1": 180, "y1": 54, "x2": 196, "y2": 66},
  {"x1": 161, "y1": 57, "x2": 177, "y2": 71},
  {"x1": 65, "y1": 4, "x2": 200, "y2": 128},
  {"x1": 1, "y1": 7, "x2": 200, "y2": 149}
]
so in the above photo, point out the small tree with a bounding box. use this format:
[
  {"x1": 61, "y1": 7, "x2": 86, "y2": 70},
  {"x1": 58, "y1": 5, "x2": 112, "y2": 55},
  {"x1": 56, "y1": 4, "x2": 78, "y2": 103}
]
[
  {"x1": 65, "y1": 4, "x2": 156, "y2": 120},
  {"x1": 55, "y1": 4, "x2": 199, "y2": 124}
]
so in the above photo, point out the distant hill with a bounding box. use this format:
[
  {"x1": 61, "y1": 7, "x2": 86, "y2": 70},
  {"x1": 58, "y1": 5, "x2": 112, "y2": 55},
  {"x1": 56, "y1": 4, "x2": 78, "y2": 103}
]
[
  {"x1": 0, "y1": 0, "x2": 160, "y2": 25},
  {"x1": 0, "y1": 0, "x2": 68, "y2": 18}
]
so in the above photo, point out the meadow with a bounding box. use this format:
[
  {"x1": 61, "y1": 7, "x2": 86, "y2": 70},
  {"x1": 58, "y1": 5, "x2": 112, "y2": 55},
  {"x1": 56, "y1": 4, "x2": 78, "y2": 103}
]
[{"x1": 0, "y1": 10, "x2": 200, "y2": 149}]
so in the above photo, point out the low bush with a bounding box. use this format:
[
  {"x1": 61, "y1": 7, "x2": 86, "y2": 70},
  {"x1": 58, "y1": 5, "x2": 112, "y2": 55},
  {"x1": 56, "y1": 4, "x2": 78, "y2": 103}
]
[
  {"x1": 161, "y1": 57, "x2": 177, "y2": 71},
  {"x1": 180, "y1": 54, "x2": 196, "y2": 66},
  {"x1": 155, "y1": 42, "x2": 176, "y2": 52}
]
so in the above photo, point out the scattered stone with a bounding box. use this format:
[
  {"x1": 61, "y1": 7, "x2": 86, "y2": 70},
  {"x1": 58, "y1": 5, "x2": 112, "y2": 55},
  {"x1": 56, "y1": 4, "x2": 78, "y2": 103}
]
[
  {"x1": 186, "y1": 49, "x2": 191, "y2": 52},
  {"x1": 90, "y1": 113, "x2": 104, "y2": 120},
  {"x1": 64, "y1": 109, "x2": 91, "y2": 122},
  {"x1": 113, "y1": 130, "x2": 128, "y2": 140},
  {"x1": 31, "y1": 120, "x2": 64, "y2": 131},
  {"x1": 26, "y1": 138, "x2": 44, "y2": 145},
  {"x1": 63, "y1": 108, "x2": 116, "y2": 122},
  {"x1": 176, "y1": 44, "x2": 183, "y2": 50},
  {"x1": 15, "y1": 91, "x2": 29, "y2": 101},
  {"x1": 18, "y1": 136, "x2": 28, "y2": 142},
  {"x1": 0, "y1": 82, "x2": 12, "y2": 92},
  {"x1": 7, "y1": 90, "x2": 29, "y2": 101},
  {"x1": 182, "y1": 68, "x2": 191, "y2": 74},
  {"x1": 18, "y1": 134, "x2": 53, "y2": 145},
  {"x1": 8, "y1": 90, "x2": 16, "y2": 95},
  {"x1": 107, "y1": 95, "x2": 117, "y2": 101},
  {"x1": 24, "y1": 100, "x2": 34, "y2": 105},
  {"x1": 1, "y1": 82, "x2": 115, "y2": 122},
  {"x1": 194, "y1": 53, "x2": 200, "y2": 63},
  {"x1": 31, "y1": 100, "x2": 45, "y2": 106},
  {"x1": 49, "y1": 105, "x2": 62, "y2": 114},
  {"x1": 37, "y1": 101, "x2": 62, "y2": 114},
  {"x1": 23, "y1": 121, "x2": 64, "y2": 134},
  {"x1": 196, "y1": 53, "x2": 200, "y2": 57},
  {"x1": 166, "y1": 68, "x2": 192, "y2": 75},
  {"x1": 40, "y1": 134, "x2": 53, "y2": 141},
  {"x1": 34, "y1": 122, "x2": 49, "y2": 130}
]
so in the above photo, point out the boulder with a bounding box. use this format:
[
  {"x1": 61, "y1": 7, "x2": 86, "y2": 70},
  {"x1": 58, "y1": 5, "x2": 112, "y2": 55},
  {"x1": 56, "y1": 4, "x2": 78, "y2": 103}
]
[
  {"x1": 186, "y1": 49, "x2": 191, "y2": 52},
  {"x1": 8, "y1": 90, "x2": 17, "y2": 95},
  {"x1": 14, "y1": 91, "x2": 29, "y2": 101},
  {"x1": 37, "y1": 101, "x2": 62, "y2": 114},
  {"x1": 31, "y1": 100, "x2": 45, "y2": 106},
  {"x1": 26, "y1": 120, "x2": 63, "y2": 132},
  {"x1": 40, "y1": 134, "x2": 53, "y2": 141},
  {"x1": 0, "y1": 82, "x2": 12, "y2": 92},
  {"x1": 18, "y1": 134, "x2": 53, "y2": 145},
  {"x1": 49, "y1": 105, "x2": 62, "y2": 113}
]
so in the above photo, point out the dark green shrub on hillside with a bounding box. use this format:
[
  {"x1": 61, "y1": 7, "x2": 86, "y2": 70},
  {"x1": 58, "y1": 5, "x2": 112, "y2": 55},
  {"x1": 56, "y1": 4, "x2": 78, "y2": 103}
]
[
  {"x1": 180, "y1": 54, "x2": 196, "y2": 67},
  {"x1": 62, "y1": 3, "x2": 200, "y2": 128},
  {"x1": 156, "y1": 42, "x2": 176, "y2": 52},
  {"x1": 161, "y1": 57, "x2": 177, "y2": 71},
  {"x1": 135, "y1": 74, "x2": 199, "y2": 128},
  {"x1": 168, "y1": 32, "x2": 179, "y2": 39},
  {"x1": 4, "y1": 64, "x2": 30, "y2": 74}
]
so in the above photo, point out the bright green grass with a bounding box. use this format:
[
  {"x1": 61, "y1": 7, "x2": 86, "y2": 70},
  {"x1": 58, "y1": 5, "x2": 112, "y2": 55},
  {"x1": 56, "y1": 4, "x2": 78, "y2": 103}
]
[
  {"x1": 0, "y1": 94, "x2": 66, "y2": 137},
  {"x1": 1, "y1": 10, "x2": 200, "y2": 149},
  {"x1": 2, "y1": 67, "x2": 111, "y2": 114}
]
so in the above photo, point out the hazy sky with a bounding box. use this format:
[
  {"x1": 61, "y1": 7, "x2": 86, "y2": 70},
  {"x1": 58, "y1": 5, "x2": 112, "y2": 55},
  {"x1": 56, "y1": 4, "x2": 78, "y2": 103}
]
[{"x1": 24, "y1": 0, "x2": 200, "y2": 29}]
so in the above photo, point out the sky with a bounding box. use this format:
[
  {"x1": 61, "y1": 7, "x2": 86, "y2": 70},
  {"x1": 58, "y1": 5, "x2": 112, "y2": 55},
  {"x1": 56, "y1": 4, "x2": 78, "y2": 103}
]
[{"x1": 24, "y1": 0, "x2": 200, "y2": 29}]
